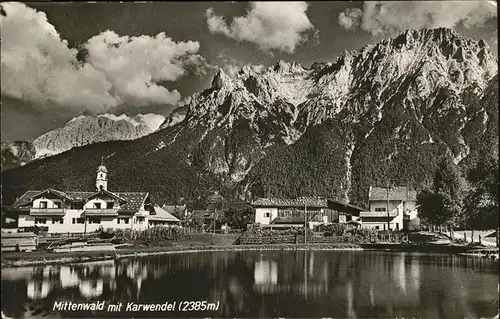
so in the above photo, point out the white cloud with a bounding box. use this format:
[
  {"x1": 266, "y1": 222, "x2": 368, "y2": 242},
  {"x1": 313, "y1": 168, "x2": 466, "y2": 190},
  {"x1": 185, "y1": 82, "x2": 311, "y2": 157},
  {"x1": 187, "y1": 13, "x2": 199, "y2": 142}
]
[
  {"x1": 338, "y1": 1, "x2": 497, "y2": 35},
  {"x1": 206, "y1": 2, "x2": 315, "y2": 53},
  {"x1": 0, "y1": 2, "x2": 207, "y2": 114},
  {"x1": 84, "y1": 30, "x2": 205, "y2": 107},
  {"x1": 338, "y1": 8, "x2": 363, "y2": 31}
]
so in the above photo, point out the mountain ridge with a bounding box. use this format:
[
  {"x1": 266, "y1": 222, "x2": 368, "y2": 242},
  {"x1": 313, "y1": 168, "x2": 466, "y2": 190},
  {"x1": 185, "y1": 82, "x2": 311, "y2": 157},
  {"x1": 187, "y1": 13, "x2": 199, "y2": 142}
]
[
  {"x1": 1, "y1": 113, "x2": 165, "y2": 171},
  {"x1": 1, "y1": 28, "x2": 498, "y2": 208}
]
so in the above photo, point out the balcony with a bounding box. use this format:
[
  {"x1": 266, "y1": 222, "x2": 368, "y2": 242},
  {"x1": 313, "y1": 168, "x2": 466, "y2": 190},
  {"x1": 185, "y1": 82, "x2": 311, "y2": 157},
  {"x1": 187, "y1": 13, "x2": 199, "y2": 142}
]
[
  {"x1": 30, "y1": 208, "x2": 66, "y2": 216},
  {"x1": 83, "y1": 209, "x2": 119, "y2": 216},
  {"x1": 135, "y1": 211, "x2": 150, "y2": 217}
]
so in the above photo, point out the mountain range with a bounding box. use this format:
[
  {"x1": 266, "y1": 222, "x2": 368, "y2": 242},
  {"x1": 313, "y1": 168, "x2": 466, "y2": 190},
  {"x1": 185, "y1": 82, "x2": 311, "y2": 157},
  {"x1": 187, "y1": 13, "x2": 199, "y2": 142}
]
[
  {"x1": 1, "y1": 113, "x2": 165, "y2": 171},
  {"x1": 1, "y1": 28, "x2": 498, "y2": 209}
]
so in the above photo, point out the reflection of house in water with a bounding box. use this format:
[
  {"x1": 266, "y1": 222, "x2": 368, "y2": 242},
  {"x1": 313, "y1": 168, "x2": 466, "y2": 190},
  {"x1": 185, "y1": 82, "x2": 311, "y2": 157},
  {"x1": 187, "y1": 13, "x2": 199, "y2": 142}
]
[
  {"x1": 114, "y1": 258, "x2": 170, "y2": 298},
  {"x1": 253, "y1": 252, "x2": 331, "y2": 297},
  {"x1": 254, "y1": 260, "x2": 278, "y2": 286},
  {"x1": 22, "y1": 261, "x2": 119, "y2": 300},
  {"x1": 60, "y1": 266, "x2": 79, "y2": 288},
  {"x1": 26, "y1": 266, "x2": 60, "y2": 300},
  {"x1": 358, "y1": 253, "x2": 421, "y2": 309},
  {"x1": 79, "y1": 279, "x2": 104, "y2": 298},
  {"x1": 27, "y1": 280, "x2": 52, "y2": 300}
]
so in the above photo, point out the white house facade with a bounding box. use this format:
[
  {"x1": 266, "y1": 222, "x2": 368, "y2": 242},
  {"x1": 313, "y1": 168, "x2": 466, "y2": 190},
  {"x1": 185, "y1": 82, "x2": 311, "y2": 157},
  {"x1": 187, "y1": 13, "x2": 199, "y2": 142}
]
[
  {"x1": 360, "y1": 186, "x2": 418, "y2": 231},
  {"x1": 252, "y1": 197, "x2": 364, "y2": 229},
  {"x1": 10, "y1": 162, "x2": 179, "y2": 234}
]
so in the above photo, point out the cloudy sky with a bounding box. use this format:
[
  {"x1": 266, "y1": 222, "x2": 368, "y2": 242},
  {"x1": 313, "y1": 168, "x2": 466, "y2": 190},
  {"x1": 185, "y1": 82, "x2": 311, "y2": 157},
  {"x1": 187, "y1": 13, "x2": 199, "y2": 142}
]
[{"x1": 1, "y1": 1, "x2": 497, "y2": 142}]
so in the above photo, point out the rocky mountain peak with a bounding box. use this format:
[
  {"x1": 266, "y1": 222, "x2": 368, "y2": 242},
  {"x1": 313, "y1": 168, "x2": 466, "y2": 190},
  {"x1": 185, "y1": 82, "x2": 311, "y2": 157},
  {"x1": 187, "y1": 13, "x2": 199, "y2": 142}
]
[
  {"x1": 1, "y1": 28, "x2": 498, "y2": 210},
  {"x1": 273, "y1": 60, "x2": 305, "y2": 74},
  {"x1": 211, "y1": 68, "x2": 232, "y2": 90}
]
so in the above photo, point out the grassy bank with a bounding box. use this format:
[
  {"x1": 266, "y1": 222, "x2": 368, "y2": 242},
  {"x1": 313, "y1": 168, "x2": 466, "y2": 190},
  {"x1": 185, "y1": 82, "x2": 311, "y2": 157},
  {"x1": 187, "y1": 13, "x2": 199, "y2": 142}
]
[{"x1": 2, "y1": 242, "x2": 498, "y2": 268}]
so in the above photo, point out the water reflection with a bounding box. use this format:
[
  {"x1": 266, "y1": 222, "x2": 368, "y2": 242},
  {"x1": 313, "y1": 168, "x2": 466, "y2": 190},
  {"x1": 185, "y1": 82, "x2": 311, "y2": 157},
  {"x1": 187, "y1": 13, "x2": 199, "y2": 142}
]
[{"x1": 1, "y1": 251, "x2": 498, "y2": 318}]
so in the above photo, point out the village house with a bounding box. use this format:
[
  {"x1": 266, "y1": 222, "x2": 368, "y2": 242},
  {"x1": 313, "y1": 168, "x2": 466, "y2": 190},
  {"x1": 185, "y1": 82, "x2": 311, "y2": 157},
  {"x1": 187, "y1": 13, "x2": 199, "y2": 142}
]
[
  {"x1": 8, "y1": 161, "x2": 179, "y2": 234},
  {"x1": 187, "y1": 194, "x2": 249, "y2": 232},
  {"x1": 359, "y1": 186, "x2": 418, "y2": 231},
  {"x1": 252, "y1": 197, "x2": 364, "y2": 229},
  {"x1": 162, "y1": 204, "x2": 188, "y2": 219}
]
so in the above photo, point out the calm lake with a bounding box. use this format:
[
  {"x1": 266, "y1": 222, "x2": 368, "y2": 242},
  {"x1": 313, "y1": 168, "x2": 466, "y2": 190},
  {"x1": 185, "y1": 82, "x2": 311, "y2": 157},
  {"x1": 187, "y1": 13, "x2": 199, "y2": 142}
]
[{"x1": 1, "y1": 250, "x2": 499, "y2": 318}]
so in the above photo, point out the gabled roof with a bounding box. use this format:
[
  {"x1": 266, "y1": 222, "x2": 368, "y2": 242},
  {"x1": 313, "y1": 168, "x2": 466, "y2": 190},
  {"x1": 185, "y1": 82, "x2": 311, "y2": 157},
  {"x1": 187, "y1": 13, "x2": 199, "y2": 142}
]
[
  {"x1": 327, "y1": 199, "x2": 365, "y2": 212},
  {"x1": 11, "y1": 189, "x2": 149, "y2": 213},
  {"x1": 114, "y1": 192, "x2": 149, "y2": 212},
  {"x1": 252, "y1": 197, "x2": 328, "y2": 208},
  {"x1": 252, "y1": 197, "x2": 364, "y2": 212},
  {"x1": 149, "y1": 205, "x2": 181, "y2": 222},
  {"x1": 30, "y1": 188, "x2": 72, "y2": 201},
  {"x1": 11, "y1": 191, "x2": 44, "y2": 209},
  {"x1": 369, "y1": 186, "x2": 417, "y2": 201},
  {"x1": 85, "y1": 189, "x2": 127, "y2": 202}
]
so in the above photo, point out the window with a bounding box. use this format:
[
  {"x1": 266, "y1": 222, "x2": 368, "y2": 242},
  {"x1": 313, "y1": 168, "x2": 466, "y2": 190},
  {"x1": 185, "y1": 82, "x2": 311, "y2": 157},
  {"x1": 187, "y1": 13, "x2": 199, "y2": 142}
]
[
  {"x1": 264, "y1": 212, "x2": 270, "y2": 218},
  {"x1": 34, "y1": 218, "x2": 47, "y2": 224},
  {"x1": 396, "y1": 223, "x2": 399, "y2": 230},
  {"x1": 88, "y1": 217, "x2": 101, "y2": 224},
  {"x1": 39, "y1": 201, "x2": 47, "y2": 209},
  {"x1": 375, "y1": 207, "x2": 387, "y2": 212},
  {"x1": 93, "y1": 203, "x2": 101, "y2": 209},
  {"x1": 52, "y1": 218, "x2": 63, "y2": 224},
  {"x1": 136, "y1": 216, "x2": 145, "y2": 224},
  {"x1": 375, "y1": 226, "x2": 380, "y2": 230},
  {"x1": 106, "y1": 202, "x2": 114, "y2": 209},
  {"x1": 71, "y1": 203, "x2": 84, "y2": 210},
  {"x1": 278, "y1": 210, "x2": 292, "y2": 218},
  {"x1": 117, "y1": 218, "x2": 129, "y2": 224},
  {"x1": 72, "y1": 218, "x2": 85, "y2": 224},
  {"x1": 54, "y1": 202, "x2": 62, "y2": 208}
]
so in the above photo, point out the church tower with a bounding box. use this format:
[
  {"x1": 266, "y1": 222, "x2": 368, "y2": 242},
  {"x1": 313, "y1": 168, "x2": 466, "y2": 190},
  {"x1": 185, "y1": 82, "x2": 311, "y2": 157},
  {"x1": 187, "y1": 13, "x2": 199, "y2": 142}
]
[{"x1": 96, "y1": 157, "x2": 108, "y2": 191}]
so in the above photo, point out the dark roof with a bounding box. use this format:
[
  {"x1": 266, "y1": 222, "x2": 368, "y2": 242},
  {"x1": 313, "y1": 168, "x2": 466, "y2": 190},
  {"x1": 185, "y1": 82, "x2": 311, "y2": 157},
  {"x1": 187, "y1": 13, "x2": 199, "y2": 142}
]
[
  {"x1": 327, "y1": 199, "x2": 365, "y2": 212},
  {"x1": 114, "y1": 192, "x2": 149, "y2": 212},
  {"x1": 369, "y1": 186, "x2": 417, "y2": 201},
  {"x1": 162, "y1": 205, "x2": 187, "y2": 215},
  {"x1": 252, "y1": 197, "x2": 365, "y2": 212},
  {"x1": 11, "y1": 189, "x2": 148, "y2": 213},
  {"x1": 253, "y1": 197, "x2": 328, "y2": 208}
]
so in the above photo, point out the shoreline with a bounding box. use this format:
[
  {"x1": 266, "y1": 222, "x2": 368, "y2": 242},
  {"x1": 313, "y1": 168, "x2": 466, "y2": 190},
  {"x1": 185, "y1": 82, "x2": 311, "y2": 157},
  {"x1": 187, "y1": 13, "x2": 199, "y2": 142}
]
[{"x1": 2, "y1": 243, "x2": 498, "y2": 268}]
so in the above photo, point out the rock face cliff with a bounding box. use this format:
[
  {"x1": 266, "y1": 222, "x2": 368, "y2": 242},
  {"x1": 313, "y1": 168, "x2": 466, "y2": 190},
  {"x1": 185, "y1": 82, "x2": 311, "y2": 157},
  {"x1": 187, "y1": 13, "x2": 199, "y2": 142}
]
[
  {"x1": 1, "y1": 113, "x2": 165, "y2": 171},
  {"x1": 2, "y1": 28, "x2": 498, "y2": 207}
]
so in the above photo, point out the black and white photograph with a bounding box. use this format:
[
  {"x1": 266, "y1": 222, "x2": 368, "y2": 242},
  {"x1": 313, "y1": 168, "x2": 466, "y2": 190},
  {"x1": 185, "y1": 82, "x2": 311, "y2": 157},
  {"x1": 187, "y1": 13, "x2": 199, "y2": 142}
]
[{"x1": 0, "y1": 1, "x2": 499, "y2": 318}]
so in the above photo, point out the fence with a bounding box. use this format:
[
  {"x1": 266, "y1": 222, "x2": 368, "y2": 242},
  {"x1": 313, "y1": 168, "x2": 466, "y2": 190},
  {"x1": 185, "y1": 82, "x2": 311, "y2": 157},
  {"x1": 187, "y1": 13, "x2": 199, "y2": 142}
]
[{"x1": 236, "y1": 231, "x2": 408, "y2": 245}]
